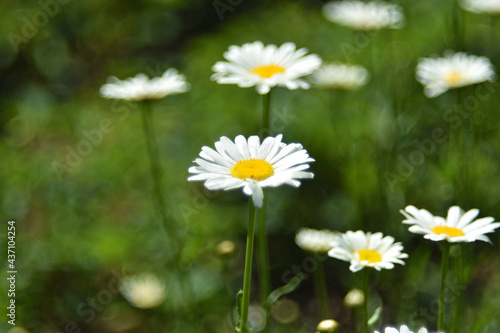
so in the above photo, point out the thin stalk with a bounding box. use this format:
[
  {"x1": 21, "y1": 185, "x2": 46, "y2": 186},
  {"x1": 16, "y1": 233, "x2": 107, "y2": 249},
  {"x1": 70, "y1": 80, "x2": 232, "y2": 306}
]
[
  {"x1": 240, "y1": 200, "x2": 258, "y2": 333},
  {"x1": 449, "y1": 89, "x2": 463, "y2": 206},
  {"x1": 456, "y1": 87, "x2": 473, "y2": 207},
  {"x1": 140, "y1": 101, "x2": 169, "y2": 232},
  {"x1": 463, "y1": 111, "x2": 473, "y2": 207},
  {"x1": 384, "y1": 28, "x2": 403, "y2": 173},
  {"x1": 261, "y1": 90, "x2": 272, "y2": 138},
  {"x1": 452, "y1": 0, "x2": 463, "y2": 50},
  {"x1": 362, "y1": 269, "x2": 370, "y2": 333},
  {"x1": 451, "y1": 244, "x2": 465, "y2": 333},
  {"x1": 258, "y1": 91, "x2": 272, "y2": 333},
  {"x1": 64, "y1": 109, "x2": 76, "y2": 137},
  {"x1": 257, "y1": 195, "x2": 271, "y2": 303},
  {"x1": 438, "y1": 242, "x2": 451, "y2": 332},
  {"x1": 491, "y1": 16, "x2": 497, "y2": 57},
  {"x1": 327, "y1": 90, "x2": 345, "y2": 129},
  {"x1": 313, "y1": 259, "x2": 330, "y2": 319},
  {"x1": 368, "y1": 31, "x2": 377, "y2": 79},
  {"x1": 221, "y1": 259, "x2": 234, "y2": 306}
]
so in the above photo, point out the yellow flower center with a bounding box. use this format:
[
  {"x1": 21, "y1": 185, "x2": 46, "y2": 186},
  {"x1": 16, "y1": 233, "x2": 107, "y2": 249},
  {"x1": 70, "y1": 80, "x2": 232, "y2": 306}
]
[
  {"x1": 431, "y1": 226, "x2": 465, "y2": 238},
  {"x1": 250, "y1": 64, "x2": 286, "y2": 78},
  {"x1": 444, "y1": 70, "x2": 464, "y2": 85},
  {"x1": 356, "y1": 249, "x2": 382, "y2": 264},
  {"x1": 230, "y1": 159, "x2": 274, "y2": 181}
]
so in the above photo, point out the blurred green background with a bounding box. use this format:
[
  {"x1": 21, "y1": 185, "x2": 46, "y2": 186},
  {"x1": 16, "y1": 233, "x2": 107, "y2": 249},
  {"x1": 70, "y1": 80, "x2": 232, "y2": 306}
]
[{"x1": 1, "y1": 0, "x2": 500, "y2": 332}]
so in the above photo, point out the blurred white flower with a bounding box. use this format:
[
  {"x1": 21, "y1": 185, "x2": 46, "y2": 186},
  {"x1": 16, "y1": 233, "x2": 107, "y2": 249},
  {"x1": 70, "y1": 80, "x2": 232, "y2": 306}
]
[
  {"x1": 401, "y1": 205, "x2": 500, "y2": 243},
  {"x1": 188, "y1": 134, "x2": 314, "y2": 208},
  {"x1": 460, "y1": 0, "x2": 500, "y2": 15},
  {"x1": 120, "y1": 273, "x2": 166, "y2": 309},
  {"x1": 295, "y1": 228, "x2": 338, "y2": 253},
  {"x1": 416, "y1": 51, "x2": 495, "y2": 98},
  {"x1": 211, "y1": 41, "x2": 322, "y2": 94},
  {"x1": 374, "y1": 325, "x2": 428, "y2": 333},
  {"x1": 328, "y1": 230, "x2": 408, "y2": 272},
  {"x1": 312, "y1": 62, "x2": 369, "y2": 90},
  {"x1": 322, "y1": 1, "x2": 405, "y2": 30},
  {"x1": 100, "y1": 68, "x2": 189, "y2": 101}
]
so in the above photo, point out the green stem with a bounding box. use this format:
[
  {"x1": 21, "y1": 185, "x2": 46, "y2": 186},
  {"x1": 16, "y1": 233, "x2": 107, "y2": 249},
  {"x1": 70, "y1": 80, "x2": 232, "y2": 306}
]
[
  {"x1": 362, "y1": 269, "x2": 370, "y2": 333},
  {"x1": 257, "y1": 90, "x2": 272, "y2": 333},
  {"x1": 240, "y1": 199, "x2": 257, "y2": 333},
  {"x1": 221, "y1": 259, "x2": 234, "y2": 306},
  {"x1": 455, "y1": 88, "x2": 473, "y2": 207},
  {"x1": 491, "y1": 16, "x2": 497, "y2": 57},
  {"x1": 452, "y1": 0, "x2": 463, "y2": 50},
  {"x1": 257, "y1": 194, "x2": 271, "y2": 301},
  {"x1": 438, "y1": 242, "x2": 451, "y2": 332},
  {"x1": 449, "y1": 89, "x2": 462, "y2": 206},
  {"x1": 451, "y1": 244, "x2": 464, "y2": 333},
  {"x1": 64, "y1": 109, "x2": 76, "y2": 137},
  {"x1": 327, "y1": 90, "x2": 344, "y2": 128},
  {"x1": 463, "y1": 113, "x2": 473, "y2": 207},
  {"x1": 313, "y1": 259, "x2": 330, "y2": 319},
  {"x1": 140, "y1": 101, "x2": 169, "y2": 232},
  {"x1": 261, "y1": 90, "x2": 272, "y2": 138}
]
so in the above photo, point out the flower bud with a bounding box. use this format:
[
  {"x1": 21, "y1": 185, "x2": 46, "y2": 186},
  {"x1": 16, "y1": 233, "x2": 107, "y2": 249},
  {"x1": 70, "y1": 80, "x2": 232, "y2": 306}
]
[
  {"x1": 214, "y1": 240, "x2": 237, "y2": 259},
  {"x1": 316, "y1": 319, "x2": 339, "y2": 333},
  {"x1": 343, "y1": 288, "x2": 365, "y2": 308}
]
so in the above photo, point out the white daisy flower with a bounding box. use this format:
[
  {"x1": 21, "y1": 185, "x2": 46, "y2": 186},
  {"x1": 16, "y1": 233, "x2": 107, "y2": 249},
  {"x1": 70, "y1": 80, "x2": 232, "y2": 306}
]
[
  {"x1": 375, "y1": 325, "x2": 428, "y2": 333},
  {"x1": 188, "y1": 134, "x2": 314, "y2": 208},
  {"x1": 312, "y1": 62, "x2": 369, "y2": 90},
  {"x1": 416, "y1": 51, "x2": 495, "y2": 98},
  {"x1": 400, "y1": 205, "x2": 500, "y2": 243},
  {"x1": 322, "y1": 1, "x2": 405, "y2": 31},
  {"x1": 460, "y1": 0, "x2": 500, "y2": 15},
  {"x1": 120, "y1": 273, "x2": 166, "y2": 309},
  {"x1": 295, "y1": 228, "x2": 338, "y2": 253},
  {"x1": 100, "y1": 68, "x2": 189, "y2": 101},
  {"x1": 328, "y1": 230, "x2": 408, "y2": 272},
  {"x1": 211, "y1": 41, "x2": 322, "y2": 95}
]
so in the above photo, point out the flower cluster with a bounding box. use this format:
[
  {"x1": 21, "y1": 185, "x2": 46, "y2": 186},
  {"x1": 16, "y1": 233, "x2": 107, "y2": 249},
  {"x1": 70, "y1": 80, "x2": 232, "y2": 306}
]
[{"x1": 96, "y1": 7, "x2": 499, "y2": 329}]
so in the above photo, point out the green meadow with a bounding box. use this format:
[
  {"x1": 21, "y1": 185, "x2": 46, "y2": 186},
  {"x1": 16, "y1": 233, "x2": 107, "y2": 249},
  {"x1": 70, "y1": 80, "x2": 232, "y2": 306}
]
[{"x1": 1, "y1": 0, "x2": 500, "y2": 332}]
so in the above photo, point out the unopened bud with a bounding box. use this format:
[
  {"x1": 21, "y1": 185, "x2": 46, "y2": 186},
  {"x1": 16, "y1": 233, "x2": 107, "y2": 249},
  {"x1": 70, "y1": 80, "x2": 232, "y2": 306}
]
[
  {"x1": 316, "y1": 319, "x2": 339, "y2": 333},
  {"x1": 215, "y1": 240, "x2": 237, "y2": 258},
  {"x1": 343, "y1": 288, "x2": 365, "y2": 308},
  {"x1": 8, "y1": 328, "x2": 30, "y2": 333}
]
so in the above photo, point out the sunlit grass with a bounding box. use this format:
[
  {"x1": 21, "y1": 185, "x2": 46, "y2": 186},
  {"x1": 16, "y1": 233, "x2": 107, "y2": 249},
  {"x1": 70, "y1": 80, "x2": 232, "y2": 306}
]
[{"x1": 1, "y1": 0, "x2": 500, "y2": 332}]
